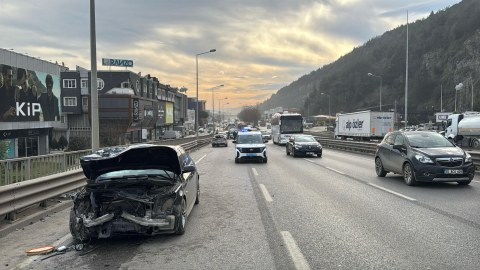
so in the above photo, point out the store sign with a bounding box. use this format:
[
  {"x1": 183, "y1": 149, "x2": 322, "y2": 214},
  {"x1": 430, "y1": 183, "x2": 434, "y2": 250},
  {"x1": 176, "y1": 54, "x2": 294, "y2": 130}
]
[
  {"x1": 102, "y1": 58, "x2": 133, "y2": 67},
  {"x1": 1, "y1": 129, "x2": 48, "y2": 139},
  {"x1": 166, "y1": 102, "x2": 174, "y2": 124},
  {"x1": 133, "y1": 99, "x2": 139, "y2": 122}
]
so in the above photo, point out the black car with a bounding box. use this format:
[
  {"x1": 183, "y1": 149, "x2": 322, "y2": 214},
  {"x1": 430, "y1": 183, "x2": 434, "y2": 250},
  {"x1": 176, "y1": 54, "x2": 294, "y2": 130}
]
[
  {"x1": 70, "y1": 144, "x2": 199, "y2": 240},
  {"x1": 375, "y1": 131, "x2": 474, "y2": 186},
  {"x1": 286, "y1": 135, "x2": 322, "y2": 157}
]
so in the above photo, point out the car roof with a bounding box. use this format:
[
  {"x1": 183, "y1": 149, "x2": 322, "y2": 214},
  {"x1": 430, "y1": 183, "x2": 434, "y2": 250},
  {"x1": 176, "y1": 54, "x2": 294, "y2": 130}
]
[{"x1": 238, "y1": 131, "x2": 261, "y2": 135}]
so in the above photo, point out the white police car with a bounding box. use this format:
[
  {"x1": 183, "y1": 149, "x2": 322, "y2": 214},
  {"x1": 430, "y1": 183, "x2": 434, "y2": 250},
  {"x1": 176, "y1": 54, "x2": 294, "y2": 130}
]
[{"x1": 233, "y1": 131, "x2": 267, "y2": 163}]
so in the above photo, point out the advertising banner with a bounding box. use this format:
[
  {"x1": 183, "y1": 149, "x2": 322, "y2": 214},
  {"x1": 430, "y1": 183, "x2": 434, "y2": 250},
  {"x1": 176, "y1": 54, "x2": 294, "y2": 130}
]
[
  {"x1": 166, "y1": 102, "x2": 173, "y2": 124},
  {"x1": 132, "y1": 98, "x2": 139, "y2": 122},
  {"x1": 0, "y1": 65, "x2": 61, "y2": 122},
  {"x1": 157, "y1": 100, "x2": 166, "y2": 125}
]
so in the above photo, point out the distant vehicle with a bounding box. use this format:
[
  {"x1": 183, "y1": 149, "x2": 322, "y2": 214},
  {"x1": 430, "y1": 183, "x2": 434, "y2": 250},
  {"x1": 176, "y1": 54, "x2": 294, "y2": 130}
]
[
  {"x1": 286, "y1": 135, "x2": 322, "y2": 157},
  {"x1": 173, "y1": 126, "x2": 186, "y2": 138},
  {"x1": 160, "y1": 130, "x2": 181, "y2": 140},
  {"x1": 271, "y1": 113, "x2": 303, "y2": 145},
  {"x1": 266, "y1": 124, "x2": 271, "y2": 129},
  {"x1": 260, "y1": 130, "x2": 271, "y2": 142},
  {"x1": 233, "y1": 131, "x2": 267, "y2": 163},
  {"x1": 237, "y1": 122, "x2": 247, "y2": 130},
  {"x1": 335, "y1": 111, "x2": 394, "y2": 141},
  {"x1": 445, "y1": 112, "x2": 480, "y2": 147},
  {"x1": 212, "y1": 134, "x2": 228, "y2": 147},
  {"x1": 198, "y1": 128, "x2": 204, "y2": 133},
  {"x1": 375, "y1": 131, "x2": 474, "y2": 186},
  {"x1": 70, "y1": 144, "x2": 199, "y2": 240}
]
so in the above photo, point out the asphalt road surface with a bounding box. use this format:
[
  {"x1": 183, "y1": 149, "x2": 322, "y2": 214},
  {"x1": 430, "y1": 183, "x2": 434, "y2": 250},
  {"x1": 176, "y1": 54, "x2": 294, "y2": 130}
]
[{"x1": 2, "y1": 139, "x2": 480, "y2": 270}]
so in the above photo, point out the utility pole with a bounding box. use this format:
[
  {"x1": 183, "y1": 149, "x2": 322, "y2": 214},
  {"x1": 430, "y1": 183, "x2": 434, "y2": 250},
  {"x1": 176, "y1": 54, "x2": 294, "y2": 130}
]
[
  {"x1": 90, "y1": 0, "x2": 99, "y2": 151},
  {"x1": 404, "y1": 11, "x2": 409, "y2": 129}
]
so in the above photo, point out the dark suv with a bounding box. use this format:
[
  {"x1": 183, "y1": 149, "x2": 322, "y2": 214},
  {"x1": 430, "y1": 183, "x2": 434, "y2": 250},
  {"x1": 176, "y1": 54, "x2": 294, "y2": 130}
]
[{"x1": 375, "y1": 131, "x2": 474, "y2": 186}]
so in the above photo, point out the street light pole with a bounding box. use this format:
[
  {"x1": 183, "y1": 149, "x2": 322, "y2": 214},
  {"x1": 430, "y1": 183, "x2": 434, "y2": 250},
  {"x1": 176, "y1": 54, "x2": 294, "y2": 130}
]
[
  {"x1": 368, "y1": 73, "x2": 382, "y2": 111},
  {"x1": 196, "y1": 49, "x2": 216, "y2": 142},
  {"x1": 321, "y1": 93, "x2": 330, "y2": 126},
  {"x1": 90, "y1": 0, "x2": 99, "y2": 151},
  {"x1": 212, "y1": 84, "x2": 224, "y2": 124},
  {"x1": 218, "y1": 97, "x2": 227, "y2": 122}
]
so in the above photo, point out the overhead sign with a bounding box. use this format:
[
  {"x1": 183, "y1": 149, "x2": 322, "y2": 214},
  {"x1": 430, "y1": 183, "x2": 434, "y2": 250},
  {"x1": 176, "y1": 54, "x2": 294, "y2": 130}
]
[{"x1": 102, "y1": 58, "x2": 133, "y2": 67}]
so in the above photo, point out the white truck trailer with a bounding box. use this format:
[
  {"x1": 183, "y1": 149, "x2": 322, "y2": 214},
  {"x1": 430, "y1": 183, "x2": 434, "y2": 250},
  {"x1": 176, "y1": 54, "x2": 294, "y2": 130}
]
[
  {"x1": 445, "y1": 112, "x2": 480, "y2": 147},
  {"x1": 335, "y1": 111, "x2": 394, "y2": 141}
]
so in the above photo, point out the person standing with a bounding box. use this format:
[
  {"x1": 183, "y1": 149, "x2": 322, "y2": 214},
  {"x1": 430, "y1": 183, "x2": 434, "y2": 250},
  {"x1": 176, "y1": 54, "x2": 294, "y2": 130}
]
[
  {"x1": 16, "y1": 68, "x2": 39, "y2": 121},
  {"x1": 38, "y1": 74, "x2": 60, "y2": 121},
  {"x1": 0, "y1": 65, "x2": 16, "y2": 122}
]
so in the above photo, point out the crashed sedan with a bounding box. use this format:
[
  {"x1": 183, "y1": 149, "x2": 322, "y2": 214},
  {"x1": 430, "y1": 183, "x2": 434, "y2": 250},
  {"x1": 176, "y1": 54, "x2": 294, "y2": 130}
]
[{"x1": 69, "y1": 144, "x2": 199, "y2": 241}]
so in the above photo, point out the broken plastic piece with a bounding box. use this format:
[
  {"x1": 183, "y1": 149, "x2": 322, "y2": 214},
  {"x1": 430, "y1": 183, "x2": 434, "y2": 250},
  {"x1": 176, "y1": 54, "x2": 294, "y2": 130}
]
[
  {"x1": 56, "y1": 246, "x2": 66, "y2": 252},
  {"x1": 27, "y1": 246, "x2": 55, "y2": 256},
  {"x1": 75, "y1": 244, "x2": 84, "y2": 251}
]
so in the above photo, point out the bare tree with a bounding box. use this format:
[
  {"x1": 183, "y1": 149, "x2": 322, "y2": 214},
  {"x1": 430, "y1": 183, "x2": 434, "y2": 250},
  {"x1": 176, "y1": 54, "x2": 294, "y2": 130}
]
[
  {"x1": 99, "y1": 119, "x2": 130, "y2": 147},
  {"x1": 237, "y1": 106, "x2": 261, "y2": 124}
]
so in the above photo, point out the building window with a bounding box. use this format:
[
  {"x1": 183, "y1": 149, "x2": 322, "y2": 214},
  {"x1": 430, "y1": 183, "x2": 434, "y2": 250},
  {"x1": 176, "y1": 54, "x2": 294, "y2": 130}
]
[
  {"x1": 82, "y1": 97, "x2": 88, "y2": 106},
  {"x1": 149, "y1": 86, "x2": 152, "y2": 95},
  {"x1": 64, "y1": 97, "x2": 77, "y2": 106},
  {"x1": 162, "y1": 90, "x2": 166, "y2": 98},
  {"x1": 60, "y1": 115, "x2": 66, "y2": 124},
  {"x1": 63, "y1": 79, "x2": 76, "y2": 88},
  {"x1": 97, "y1": 78, "x2": 105, "y2": 91},
  {"x1": 81, "y1": 79, "x2": 88, "y2": 88},
  {"x1": 136, "y1": 80, "x2": 139, "y2": 92},
  {"x1": 154, "y1": 85, "x2": 157, "y2": 96},
  {"x1": 121, "y1": 80, "x2": 130, "y2": 88},
  {"x1": 143, "y1": 85, "x2": 147, "y2": 93}
]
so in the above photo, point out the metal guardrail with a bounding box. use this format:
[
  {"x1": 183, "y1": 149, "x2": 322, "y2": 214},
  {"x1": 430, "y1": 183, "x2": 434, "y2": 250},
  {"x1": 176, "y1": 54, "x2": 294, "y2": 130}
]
[
  {"x1": 0, "y1": 138, "x2": 211, "y2": 221},
  {"x1": 0, "y1": 133, "x2": 211, "y2": 187},
  {"x1": 314, "y1": 137, "x2": 480, "y2": 170}
]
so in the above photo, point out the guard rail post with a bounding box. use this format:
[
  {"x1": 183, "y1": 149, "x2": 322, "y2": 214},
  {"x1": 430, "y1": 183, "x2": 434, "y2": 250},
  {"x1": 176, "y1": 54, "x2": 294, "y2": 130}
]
[{"x1": 25, "y1": 158, "x2": 31, "y2": 181}]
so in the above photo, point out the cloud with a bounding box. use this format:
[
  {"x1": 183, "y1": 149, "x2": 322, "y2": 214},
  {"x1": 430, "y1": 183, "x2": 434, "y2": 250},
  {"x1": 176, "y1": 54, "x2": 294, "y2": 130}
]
[{"x1": 0, "y1": 0, "x2": 462, "y2": 108}]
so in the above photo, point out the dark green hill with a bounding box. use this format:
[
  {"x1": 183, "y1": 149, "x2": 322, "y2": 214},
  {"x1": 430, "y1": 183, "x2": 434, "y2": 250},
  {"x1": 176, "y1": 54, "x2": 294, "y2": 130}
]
[{"x1": 260, "y1": 0, "x2": 480, "y2": 116}]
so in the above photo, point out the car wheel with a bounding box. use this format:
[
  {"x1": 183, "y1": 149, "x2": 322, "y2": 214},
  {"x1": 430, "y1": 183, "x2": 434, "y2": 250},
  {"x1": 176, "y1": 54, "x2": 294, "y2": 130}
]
[
  {"x1": 403, "y1": 163, "x2": 418, "y2": 186},
  {"x1": 235, "y1": 158, "x2": 239, "y2": 163},
  {"x1": 174, "y1": 199, "x2": 187, "y2": 235},
  {"x1": 458, "y1": 181, "x2": 471, "y2": 185},
  {"x1": 263, "y1": 158, "x2": 268, "y2": 163},
  {"x1": 317, "y1": 153, "x2": 322, "y2": 158},
  {"x1": 195, "y1": 180, "x2": 200, "y2": 204},
  {"x1": 286, "y1": 147, "x2": 290, "y2": 155},
  {"x1": 375, "y1": 157, "x2": 387, "y2": 177}
]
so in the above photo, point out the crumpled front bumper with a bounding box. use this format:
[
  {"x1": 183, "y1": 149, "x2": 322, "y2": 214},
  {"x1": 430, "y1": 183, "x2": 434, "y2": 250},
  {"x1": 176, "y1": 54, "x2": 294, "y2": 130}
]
[{"x1": 82, "y1": 213, "x2": 175, "y2": 230}]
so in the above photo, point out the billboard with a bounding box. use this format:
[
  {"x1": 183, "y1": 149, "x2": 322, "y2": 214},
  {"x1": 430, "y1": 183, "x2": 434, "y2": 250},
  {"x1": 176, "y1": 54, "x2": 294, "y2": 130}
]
[
  {"x1": 166, "y1": 102, "x2": 173, "y2": 124},
  {"x1": 0, "y1": 65, "x2": 61, "y2": 122},
  {"x1": 157, "y1": 100, "x2": 166, "y2": 125}
]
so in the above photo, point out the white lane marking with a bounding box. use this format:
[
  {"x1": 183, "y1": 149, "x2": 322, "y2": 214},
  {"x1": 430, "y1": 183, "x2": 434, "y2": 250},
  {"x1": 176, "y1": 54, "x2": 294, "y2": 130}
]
[
  {"x1": 280, "y1": 231, "x2": 311, "y2": 270},
  {"x1": 196, "y1": 154, "x2": 207, "y2": 164},
  {"x1": 303, "y1": 158, "x2": 316, "y2": 163},
  {"x1": 369, "y1": 183, "x2": 416, "y2": 201},
  {"x1": 259, "y1": 184, "x2": 273, "y2": 202},
  {"x1": 324, "y1": 151, "x2": 373, "y2": 161},
  {"x1": 325, "y1": 167, "x2": 345, "y2": 175},
  {"x1": 252, "y1": 168, "x2": 259, "y2": 176},
  {"x1": 13, "y1": 233, "x2": 72, "y2": 270}
]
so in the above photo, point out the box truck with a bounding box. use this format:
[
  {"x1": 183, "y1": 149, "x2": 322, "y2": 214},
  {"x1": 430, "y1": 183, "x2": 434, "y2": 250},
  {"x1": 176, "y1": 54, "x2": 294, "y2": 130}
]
[{"x1": 335, "y1": 111, "x2": 394, "y2": 141}]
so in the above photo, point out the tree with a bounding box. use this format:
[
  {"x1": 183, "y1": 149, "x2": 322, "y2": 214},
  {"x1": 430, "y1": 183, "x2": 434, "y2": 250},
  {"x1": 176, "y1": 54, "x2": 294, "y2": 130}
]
[
  {"x1": 198, "y1": 110, "x2": 209, "y2": 120},
  {"x1": 68, "y1": 137, "x2": 90, "y2": 151},
  {"x1": 99, "y1": 120, "x2": 129, "y2": 147},
  {"x1": 50, "y1": 138, "x2": 58, "y2": 150},
  {"x1": 0, "y1": 140, "x2": 11, "y2": 160},
  {"x1": 58, "y1": 136, "x2": 68, "y2": 150},
  {"x1": 237, "y1": 106, "x2": 261, "y2": 123}
]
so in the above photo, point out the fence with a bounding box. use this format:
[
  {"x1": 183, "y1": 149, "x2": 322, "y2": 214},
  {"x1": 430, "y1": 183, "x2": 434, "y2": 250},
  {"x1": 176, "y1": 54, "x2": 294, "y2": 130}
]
[{"x1": 0, "y1": 133, "x2": 211, "y2": 187}]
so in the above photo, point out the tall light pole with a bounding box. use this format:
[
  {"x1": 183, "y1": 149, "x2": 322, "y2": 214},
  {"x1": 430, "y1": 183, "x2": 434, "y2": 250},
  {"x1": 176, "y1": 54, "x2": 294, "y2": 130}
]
[
  {"x1": 368, "y1": 73, "x2": 382, "y2": 111},
  {"x1": 90, "y1": 0, "x2": 99, "y2": 151},
  {"x1": 222, "y1": 103, "x2": 229, "y2": 121},
  {"x1": 321, "y1": 93, "x2": 330, "y2": 126},
  {"x1": 218, "y1": 97, "x2": 228, "y2": 122},
  {"x1": 455, "y1": 83, "x2": 463, "y2": 112},
  {"x1": 212, "y1": 84, "x2": 224, "y2": 124},
  {"x1": 196, "y1": 49, "x2": 216, "y2": 142}
]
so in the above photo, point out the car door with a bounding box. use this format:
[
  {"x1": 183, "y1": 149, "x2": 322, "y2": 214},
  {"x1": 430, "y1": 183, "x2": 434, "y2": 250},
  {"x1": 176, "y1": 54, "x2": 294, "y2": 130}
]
[
  {"x1": 379, "y1": 134, "x2": 395, "y2": 170},
  {"x1": 180, "y1": 151, "x2": 196, "y2": 213},
  {"x1": 390, "y1": 134, "x2": 407, "y2": 173}
]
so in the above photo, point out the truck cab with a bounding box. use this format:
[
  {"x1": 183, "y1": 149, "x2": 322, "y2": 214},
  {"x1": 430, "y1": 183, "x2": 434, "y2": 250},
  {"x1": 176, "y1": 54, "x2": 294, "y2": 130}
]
[{"x1": 445, "y1": 113, "x2": 480, "y2": 147}]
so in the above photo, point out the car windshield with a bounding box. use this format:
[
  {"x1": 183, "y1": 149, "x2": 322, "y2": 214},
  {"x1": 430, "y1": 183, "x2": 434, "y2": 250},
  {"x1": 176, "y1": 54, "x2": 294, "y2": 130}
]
[
  {"x1": 215, "y1": 135, "x2": 224, "y2": 138},
  {"x1": 295, "y1": 136, "x2": 316, "y2": 142},
  {"x1": 97, "y1": 169, "x2": 176, "y2": 180},
  {"x1": 405, "y1": 133, "x2": 454, "y2": 148},
  {"x1": 237, "y1": 134, "x2": 263, "y2": 144}
]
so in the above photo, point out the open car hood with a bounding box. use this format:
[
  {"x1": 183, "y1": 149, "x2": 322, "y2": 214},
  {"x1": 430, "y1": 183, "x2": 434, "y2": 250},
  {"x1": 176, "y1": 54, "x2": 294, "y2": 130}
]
[{"x1": 80, "y1": 144, "x2": 181, "y2": 180}]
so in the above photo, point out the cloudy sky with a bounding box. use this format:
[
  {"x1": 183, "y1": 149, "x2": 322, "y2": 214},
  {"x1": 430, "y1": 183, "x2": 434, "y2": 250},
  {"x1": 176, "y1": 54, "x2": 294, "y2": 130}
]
[{"x1": 0, "y1": 0, "x2": 461, "y2": 109}]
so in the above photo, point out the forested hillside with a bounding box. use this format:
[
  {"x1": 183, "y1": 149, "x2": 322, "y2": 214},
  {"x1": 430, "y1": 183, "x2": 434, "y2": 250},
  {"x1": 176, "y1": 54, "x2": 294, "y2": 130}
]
[{"x1": 259, "y1": 0, "x2": 480, "y2": 116}]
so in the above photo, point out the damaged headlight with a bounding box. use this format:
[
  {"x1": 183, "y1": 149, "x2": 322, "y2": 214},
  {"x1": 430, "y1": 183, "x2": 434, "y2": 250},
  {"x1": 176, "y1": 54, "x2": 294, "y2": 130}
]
[{"x1": 465, "y1": 152, "x2": 472, "y2": 163}]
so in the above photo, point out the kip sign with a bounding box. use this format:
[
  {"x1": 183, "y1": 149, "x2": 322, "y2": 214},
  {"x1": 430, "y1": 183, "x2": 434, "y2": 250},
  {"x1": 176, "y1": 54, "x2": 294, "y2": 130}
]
[{"x1": 102, "y1": 58, "x2": 134, "y2": 67}]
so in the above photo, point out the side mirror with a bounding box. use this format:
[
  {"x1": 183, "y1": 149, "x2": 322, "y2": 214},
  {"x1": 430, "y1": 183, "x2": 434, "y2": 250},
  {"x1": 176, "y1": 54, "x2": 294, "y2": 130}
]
[
  {"x1": 393, "y1": 145, "x2": 404, "y2": 151},
  {"x1": 183, "y1": 165, "x2": 195, "y2": 173}
]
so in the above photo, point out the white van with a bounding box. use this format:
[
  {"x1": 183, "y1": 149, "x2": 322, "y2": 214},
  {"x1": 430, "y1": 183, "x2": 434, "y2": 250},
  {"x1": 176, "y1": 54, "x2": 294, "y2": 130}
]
[
  {"x1": 160, "y1": 130, "x2": 181, "y2": 140},
  {"x1": 233, "y1": 131, "x2": 267, "y2": 163}
]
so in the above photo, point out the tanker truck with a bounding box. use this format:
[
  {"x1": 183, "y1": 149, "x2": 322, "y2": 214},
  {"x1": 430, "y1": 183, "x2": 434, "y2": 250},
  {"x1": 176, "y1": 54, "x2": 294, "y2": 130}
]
[{"x1": 445, "y1": 112, "x2": 480, "y2": 147}]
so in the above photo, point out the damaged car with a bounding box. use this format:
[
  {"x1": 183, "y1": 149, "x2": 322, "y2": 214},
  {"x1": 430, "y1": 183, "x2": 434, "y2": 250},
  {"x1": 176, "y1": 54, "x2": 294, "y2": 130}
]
[{"x1": 69, "y1": 144, "x2": 199, "y2": 241}]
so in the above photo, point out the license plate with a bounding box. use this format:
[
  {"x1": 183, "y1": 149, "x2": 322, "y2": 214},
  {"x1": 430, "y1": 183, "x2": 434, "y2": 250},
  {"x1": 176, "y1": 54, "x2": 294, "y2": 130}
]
[
  {"x1": 246, "y1": 154, "x2": 256, "y2": 156},
  {"x1": 306, "y1": 152, "x2": 314, "y2": 155},
  {"x1": 444, "y1": 169, "x2": 463, "y2": 174}
]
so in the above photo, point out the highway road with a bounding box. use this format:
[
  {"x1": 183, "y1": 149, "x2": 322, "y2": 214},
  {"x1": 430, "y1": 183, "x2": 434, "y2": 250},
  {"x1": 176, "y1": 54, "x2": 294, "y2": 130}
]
[{"x1": 2, "y1": 139, "x2": 480, "y2": 269}]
